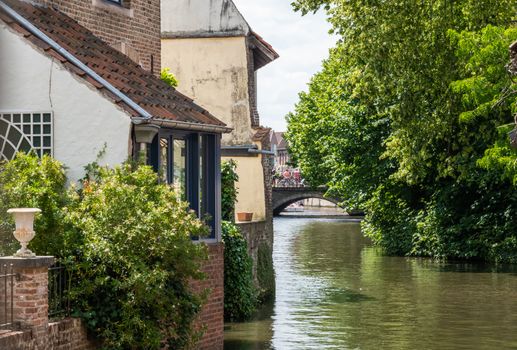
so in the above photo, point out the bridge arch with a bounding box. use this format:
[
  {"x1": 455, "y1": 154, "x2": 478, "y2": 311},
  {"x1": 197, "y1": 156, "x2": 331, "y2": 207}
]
[{"x1": 272, "y1": 188, "x2": 340, "y2": 216}]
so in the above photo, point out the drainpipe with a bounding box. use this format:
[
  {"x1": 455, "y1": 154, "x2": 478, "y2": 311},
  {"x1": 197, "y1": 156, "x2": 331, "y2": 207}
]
[{"x1": 0, "y1": 0, "x2": 152, "y2": 120}]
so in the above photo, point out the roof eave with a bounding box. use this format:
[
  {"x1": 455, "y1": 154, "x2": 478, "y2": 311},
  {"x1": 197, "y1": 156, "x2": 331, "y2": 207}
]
[{"x1": 141, "y1": 117, "x2": 233, "y2": 134}]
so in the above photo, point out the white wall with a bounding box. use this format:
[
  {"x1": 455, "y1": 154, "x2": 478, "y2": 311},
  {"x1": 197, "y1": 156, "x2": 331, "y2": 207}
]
[
  {"x1": 161, "y1": 0, "x2": 249, "y2": 37},
  {"x1": 0, "y1": 22, "x2": 132, "y2": 182}
]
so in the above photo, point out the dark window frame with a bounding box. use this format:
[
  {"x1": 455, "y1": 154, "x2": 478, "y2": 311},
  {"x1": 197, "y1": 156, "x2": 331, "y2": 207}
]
[
  {"x1": 105, "y1": 0, "x2": 122, "y2": 5},
  {"x1": 149, "y1": 130, "x2": 221, "y2": 241}
]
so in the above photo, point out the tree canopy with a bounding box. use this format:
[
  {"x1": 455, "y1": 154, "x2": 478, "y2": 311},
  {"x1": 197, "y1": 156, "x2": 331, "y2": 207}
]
[{"x1": 286, "y1": 0, "x2": 517, "y2": 261}]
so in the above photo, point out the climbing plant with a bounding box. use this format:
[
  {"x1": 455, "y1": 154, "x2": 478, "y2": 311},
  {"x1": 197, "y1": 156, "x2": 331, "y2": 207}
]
[
  {"x1": 221, "y1": 160, "x2": 239, "y2": 222},
  {"x1": 222, "y1": 221, "x2": 257, "y2": 321}
]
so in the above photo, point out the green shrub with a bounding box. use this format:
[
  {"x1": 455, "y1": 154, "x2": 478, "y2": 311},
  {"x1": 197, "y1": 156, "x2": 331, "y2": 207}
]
[
  {"x1": 67, "y1": 163, "x2": 208, "y2": 349},
  {"x1": 222, "y1": 221, "x2": 256, "y2": 321},
  {"x1": 221, "y1": 160, "x2": 238, "y2": 222},
  {"x1": 0, "y1": 153, "x2": 68, "y2": 256},
  {"x1": 0, "y1": 153, "x2": 210, "y2": 349}
]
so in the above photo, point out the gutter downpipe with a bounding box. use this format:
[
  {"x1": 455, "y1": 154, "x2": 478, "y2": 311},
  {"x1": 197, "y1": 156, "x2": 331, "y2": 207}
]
[
  {"x1": 0, "y1": 0, "x2": 152, "y2": 120},
  {"x1": 222, "y1": 145, "x2": 275, "y2": 156},
  {"x1": 248, "y1": 148, "x2": 275, "y2": 156}
]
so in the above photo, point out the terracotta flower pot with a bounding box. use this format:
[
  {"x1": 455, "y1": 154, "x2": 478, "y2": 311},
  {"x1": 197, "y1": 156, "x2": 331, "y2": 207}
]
[{"x1": 237, "y1": 212, "x2": 253, "y2": 222}]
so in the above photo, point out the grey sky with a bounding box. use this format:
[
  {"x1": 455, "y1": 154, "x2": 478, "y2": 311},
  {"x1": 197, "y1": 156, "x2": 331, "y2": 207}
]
[{"x1": 233, "y1": 0, "x2": 336, "y2": 132}]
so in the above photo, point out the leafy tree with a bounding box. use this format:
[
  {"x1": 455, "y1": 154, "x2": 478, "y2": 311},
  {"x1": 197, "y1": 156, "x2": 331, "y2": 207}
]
[{"x1": 287, "y1": 0, "x2": 517, "y2": 261}]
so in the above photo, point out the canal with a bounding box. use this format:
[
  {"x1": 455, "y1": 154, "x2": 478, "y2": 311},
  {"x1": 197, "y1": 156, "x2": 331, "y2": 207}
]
[{"x1": 224, "y1": 217, "x2": 517, "y2": 349}]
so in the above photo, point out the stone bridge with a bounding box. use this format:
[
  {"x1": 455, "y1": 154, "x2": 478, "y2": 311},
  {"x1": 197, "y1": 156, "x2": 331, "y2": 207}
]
[{"x1": 272, "y1": 186, "x2": 340, "y2": 215}]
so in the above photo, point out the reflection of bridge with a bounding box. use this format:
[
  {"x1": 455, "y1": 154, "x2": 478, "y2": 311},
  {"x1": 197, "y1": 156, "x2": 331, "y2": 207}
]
[{"x1": 272, "y1": 186, "x2": 340, "y2": 216}]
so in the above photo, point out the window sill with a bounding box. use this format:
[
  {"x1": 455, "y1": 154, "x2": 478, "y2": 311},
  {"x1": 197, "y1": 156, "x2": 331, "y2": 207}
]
[
  {"x1": 92, "y1": 0, "x2": 134, "y2": 18},
  {"x1": 193, "y1": 238, "x2": 221, "y2": 245}
]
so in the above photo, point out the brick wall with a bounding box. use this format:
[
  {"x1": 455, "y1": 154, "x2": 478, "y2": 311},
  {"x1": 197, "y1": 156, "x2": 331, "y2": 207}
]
[
  {"x1": 30, "y1": 0, "x2": 161, "y2": 75},
  {"x1": 0, "y1": 318, "x2": 96, "y2": 350},
  {"x1": 0, "y1": 246, "x2": 224, "y2": 350},
  {"x1": 190, "y1": 243, "x2": 225, "y2": 350},
  {"x1": 0, "y1": 257, "x2": 96, "y2": 350},
  {"x1": 246, "y1": 41, "x2": 260, "y2": 128}
]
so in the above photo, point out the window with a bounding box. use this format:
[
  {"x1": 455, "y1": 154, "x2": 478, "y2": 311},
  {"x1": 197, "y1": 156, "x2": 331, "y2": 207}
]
[
  {"x1": 150, "y1": 131, "x2": 220, "y2": 240},
  {"x1": 106, "y1": 0, "x2": 122, "y2": 4},
  {"x1": 0, "y1": 112, "x2": 53, "y2": 161}
]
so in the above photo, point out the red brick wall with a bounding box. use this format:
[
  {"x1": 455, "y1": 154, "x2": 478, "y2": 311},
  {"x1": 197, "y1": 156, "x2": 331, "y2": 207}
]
[
  {"x1": 0, "y1": 318, "x2": 96, "y2": 350},
  {"x1": 30, "y1": 0, "x2": 161, "y2": 75},
  {"x1": 191, "y1": 243, "x2": 225, "y2": 350}
]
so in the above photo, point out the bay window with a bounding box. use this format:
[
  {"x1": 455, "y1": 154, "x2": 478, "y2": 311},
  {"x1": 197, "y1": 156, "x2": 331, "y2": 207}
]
[{"x1": 150, "y1": 131, "x2": 220, "y2": 240}]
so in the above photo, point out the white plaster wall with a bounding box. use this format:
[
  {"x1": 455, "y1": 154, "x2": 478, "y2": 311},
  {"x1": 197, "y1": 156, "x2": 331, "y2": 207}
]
[
  {"x1": 161, "y1": 0, "x2": 249, "y2": 36},
  {"x1": 162, "y1": 36, "x2": 253, "y2": 145},
  {"x1": 0, "y1": 22, "x2": 132, "y2": 182}
]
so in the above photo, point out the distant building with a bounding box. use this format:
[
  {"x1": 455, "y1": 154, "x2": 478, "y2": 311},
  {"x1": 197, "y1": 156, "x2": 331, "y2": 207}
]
[{"x1": 271, "y1": 131, "x2": 289, "y2": 167}]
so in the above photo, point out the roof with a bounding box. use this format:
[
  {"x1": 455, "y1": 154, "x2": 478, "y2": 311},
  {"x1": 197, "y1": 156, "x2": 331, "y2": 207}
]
[
  {"x1": 252, "y1": 127, "x2": 271, "y2": 142},
  {"x1": 273, "y1": 132, "x2": 287, "y2": 150},
  {"x1": 250, "y1": 31, "x2": 279, "y2": 70},
  {"x1": 161, "y1": 0, "x2": 278, "y2": 69},
  {"x1": 0, "y1": 0, "x2": 228, "y2": 130}
]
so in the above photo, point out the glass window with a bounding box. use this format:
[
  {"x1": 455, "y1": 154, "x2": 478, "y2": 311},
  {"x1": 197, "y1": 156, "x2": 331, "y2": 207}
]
[
  {"x1": 200, "y1": 136, "x2": 206, "y2": 217},
  {"x1": 0, "y1": 112, "x2": 53, "y2": 161},
  {"x1": 159, "y1": 137, "x2": 169, "y2": 183},
  {"x1": 151, "y1": 131, "x2": 219, "y2": 240},
  {"x1": 173, "y1": 139, "x2": 186, "y2": 199}
]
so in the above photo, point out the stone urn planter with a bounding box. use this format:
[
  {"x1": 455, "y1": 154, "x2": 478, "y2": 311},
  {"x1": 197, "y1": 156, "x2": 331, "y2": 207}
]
[
  {"x1": 237, "y1": 212, "x2": 253, "y2": 222},
  {"x1": 7, "y1": 208, "x2": 41, "y2": 257}
]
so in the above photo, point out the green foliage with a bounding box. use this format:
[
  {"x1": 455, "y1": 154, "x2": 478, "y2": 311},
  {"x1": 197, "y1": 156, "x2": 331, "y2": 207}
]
[
  {"x1": 221, "y1": 160, "x2": 239, "y2": 222},
  {"x1": 257, "y1": 242, "x2": 275, "y2": 302},
  {"x1": 161, "y1": 68, "x2": 179, "y2": 88},
  {"x1": 0, "y1": 153, "x2": 210, "y2": 349},
  {"x1": 222, "y1": 221, "x2": 256, "y2": 321},
  {"x1": 68, "y1": 164, "x2": 208, "y2": 349},
  {"x1": 287, "y1": 0, "x2": 517, "y2": 262},
  {"x1": 0, "y1": 153, "x2": 68, "y2": 256}
]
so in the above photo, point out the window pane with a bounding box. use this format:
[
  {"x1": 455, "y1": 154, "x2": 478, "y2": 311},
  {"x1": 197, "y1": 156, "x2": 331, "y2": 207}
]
[
  {"x1": 43, "y1": 136, "x2": 51, "y2": 147},
  {"x1": 159, "y1": 137, "x2": 169, "y2": 183},
  {"x1": 173, "y1": 139, "x2": 186, "y2": 199},
  {"x1": 200, "y1": 136, "x2": 205, "y2": 216}
]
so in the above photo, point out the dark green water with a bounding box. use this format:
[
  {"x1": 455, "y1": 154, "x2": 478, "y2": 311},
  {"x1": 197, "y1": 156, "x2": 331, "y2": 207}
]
[{"x1": 224, "y1": 218, "x2": 517, "y2": 349}]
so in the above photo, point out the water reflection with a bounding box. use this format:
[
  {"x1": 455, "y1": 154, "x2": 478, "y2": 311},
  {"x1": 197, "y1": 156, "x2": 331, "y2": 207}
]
[{"x1": 224, "y1": 218, "x2": 517, "y2": 349}]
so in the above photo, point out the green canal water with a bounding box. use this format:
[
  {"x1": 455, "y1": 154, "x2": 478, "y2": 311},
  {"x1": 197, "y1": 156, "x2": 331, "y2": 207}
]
[{"x1": 224, "y1": 217, "x2": 517, "y2": 349}]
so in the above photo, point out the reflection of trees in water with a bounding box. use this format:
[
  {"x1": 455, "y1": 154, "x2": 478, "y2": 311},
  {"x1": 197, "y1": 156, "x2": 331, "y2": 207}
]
[{"x1": 289, "y1": 220, "x2": 517, "y2": 349}]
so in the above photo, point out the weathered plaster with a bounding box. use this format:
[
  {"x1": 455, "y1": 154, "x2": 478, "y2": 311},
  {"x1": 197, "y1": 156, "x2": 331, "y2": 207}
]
[
  {"x1": 161, "y1": 36, "x2": 253, "y2": 145},
  {"x1": 0, "y1": 22, "x2": 132, "y2": 182},
  {"x1": 161, "y1": 0, "x2": 250, "y2": 38},
  {"x1": 224, "y1": 152, "x2": 266, "y2": 221}
]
